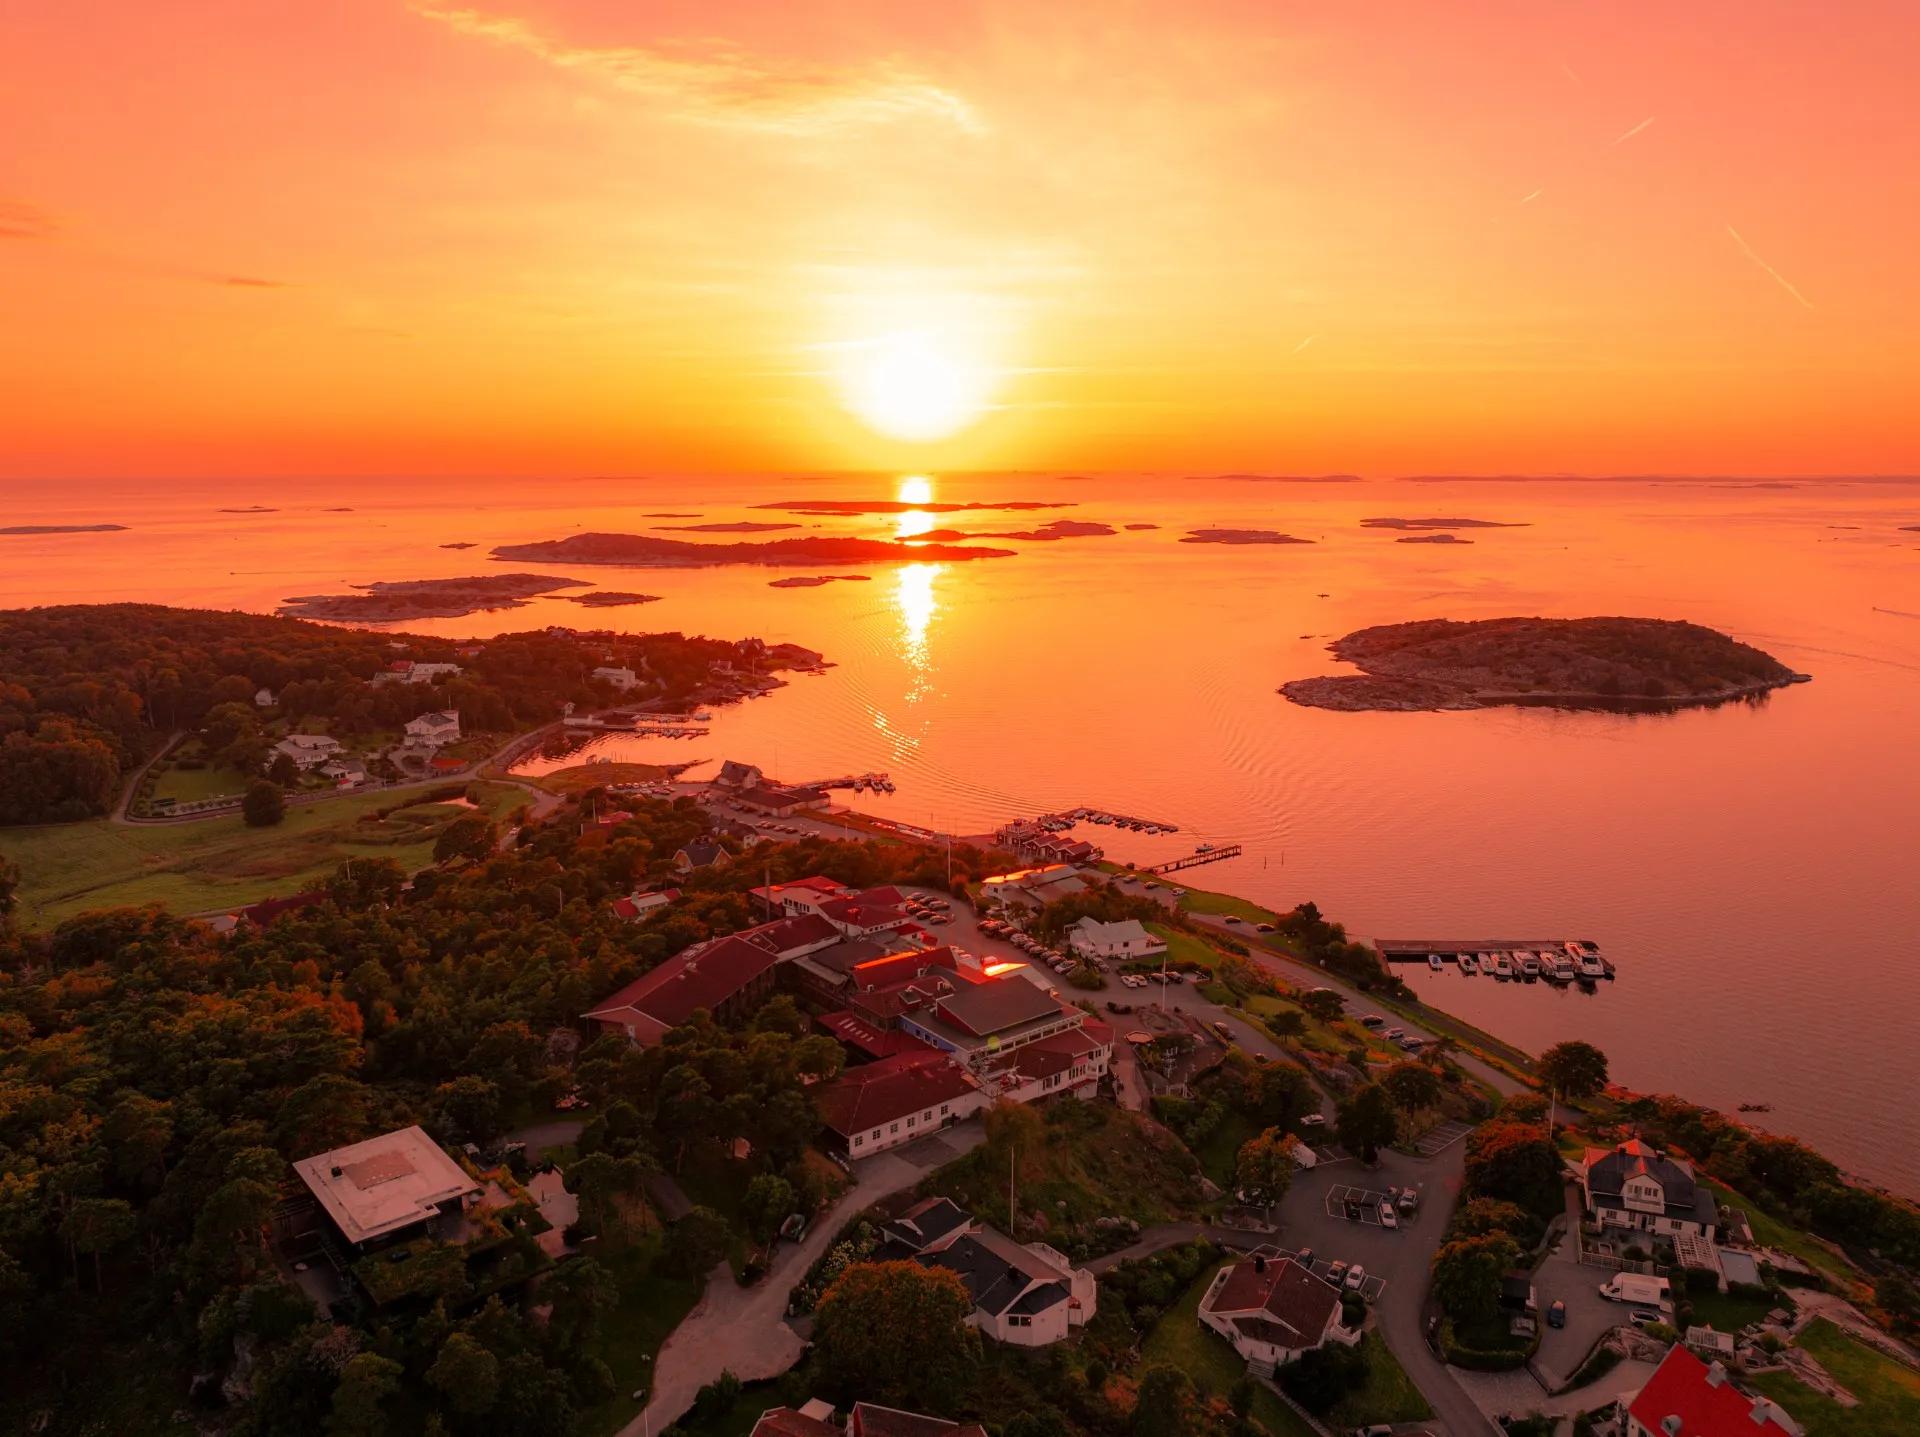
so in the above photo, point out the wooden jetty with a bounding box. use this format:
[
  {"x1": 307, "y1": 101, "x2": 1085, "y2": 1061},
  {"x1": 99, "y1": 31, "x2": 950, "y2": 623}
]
[
  {"x1": 796, "y1": 771, "x2": 895, "y2": 794},
  {"x1": 1148, "y1": 843, "x2": 1243, "y2": 874}
]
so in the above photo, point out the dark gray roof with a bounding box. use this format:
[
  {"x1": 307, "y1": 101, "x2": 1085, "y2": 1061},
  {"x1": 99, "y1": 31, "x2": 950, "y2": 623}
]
[
  {"x1": 882, "y1": 1197, "x2": 972, "y2": 1253},
  {"x1": 936, "y1": 978, "x2": 1062, "y2": 1037},
  {"x1": 1586, "y1": 1139, "x2": 1717, "y2": 1226},
  {"x1": 916, "y1": 1234, "x2": 1058, "y2": 1318}
]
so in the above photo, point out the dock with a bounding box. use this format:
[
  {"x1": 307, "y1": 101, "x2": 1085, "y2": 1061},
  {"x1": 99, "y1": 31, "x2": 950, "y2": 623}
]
[
  {"x1": 1375, "y1": 938, "x2": 1603, "y2": 960},
  {"x1": 795, "y1": 771, "x2": 896, "y2": 794},
  {"x1": 1147, "y1": 843, "x2": 1244, "y2": 874}
]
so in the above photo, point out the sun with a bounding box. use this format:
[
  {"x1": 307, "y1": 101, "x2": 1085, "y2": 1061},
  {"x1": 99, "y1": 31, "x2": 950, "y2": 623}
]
[{"x1": 836, "y1": 330, "x2": 993, "y2": 442}]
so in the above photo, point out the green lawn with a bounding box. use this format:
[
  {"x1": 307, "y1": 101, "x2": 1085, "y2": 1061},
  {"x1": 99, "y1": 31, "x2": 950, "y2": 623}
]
[
  {"x1": 1142, "y1": 1260, "x2": 1319, "y2": 1437},
  {"x1": 150, "y1": 759, "x2": 255, "y2": 804},
  {"x1": 1748, "y1": 1319, "x2": 1920, "y2": 1437},
  {"x1": 1700, "y1": 1181, "x2": 1857, "y2": 1289},
  {"x1": 1144, "y1": 922, "x2": 1229, "y2": 974},
  {"x1": 1171, "y1": 886, "x2": 1283, "y2": 926},
  {"x1": 1326, "y1": 1332, "x2": 1433, "y2": 1429},
  {"x1": 1686, "y1": 1284, "x2": 1786, "y2": 1333},
  {"x1": 1192, "y1": 1108, "x2": 1262, "y2": 1188},
  {"x1": 0, "y1": 781, "x2": 523, "y2": 928},
  {"x1": 580, "y1": 1237, "x2": 706, "y2": 1437}
]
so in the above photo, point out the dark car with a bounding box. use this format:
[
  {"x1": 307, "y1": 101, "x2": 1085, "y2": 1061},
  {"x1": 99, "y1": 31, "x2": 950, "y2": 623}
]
[
  {"x1": 1547, "y1": 1300, "x2": 1566, "y2": 1328},
  {"x1": 1345, "y1": 1200, "x2": 1363, "y2": 1221}
]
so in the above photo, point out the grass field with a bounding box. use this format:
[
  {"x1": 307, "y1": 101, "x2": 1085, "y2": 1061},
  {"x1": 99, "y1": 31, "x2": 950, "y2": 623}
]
[
  {"x1": 1748, "y1": 1319, "x2": 1920, "y2": 1437},
  {"x1": 1700, "y1": 1180, "x2": 1857, "y2": 1289},
  {"x1": 581, "y1": 1235, "x2": 705, "y2": 1437},
  {"x1": 1326, "y1": 1331, "x2": 1433, "y2": 1429},
  {"x1": 149, "y1": 759, "x2": 254, "y2": 804},
  {"x1": 521, "y1": 761, "x2": 676, "y2": 795},
  {"x1": 0, "y1": 781, "x2": 524, "y2": 929},
  {"x1": 1171, "y1": 886, "x2": 1284, "y2": 926},
  {"x1": 1685, "y1": 1283, "x2": 1786, "y2": 1333},
  {"x1": 1142, "y1": 1260, "x2": 1320, "y2": 1437}
]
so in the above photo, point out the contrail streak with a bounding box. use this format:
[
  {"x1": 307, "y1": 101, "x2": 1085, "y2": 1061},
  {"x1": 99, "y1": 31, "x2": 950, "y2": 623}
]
[
  {"x1": 1612, "y1": 115, "x2": 1655, "y2": 145},
  {"x1": 1726, "y1": 225, "x2": 1816, "y2": 310},
  {"x1": 1520, "y1": 188, "x2": 1544, "y2": 204},
  {"x1": 1292, "y1": 334, "x2": 1318, "y2": 354}
]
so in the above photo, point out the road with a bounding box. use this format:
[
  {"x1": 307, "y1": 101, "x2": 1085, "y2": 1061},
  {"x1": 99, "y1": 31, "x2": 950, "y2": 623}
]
[{"x1": 620, "y1": 1123, "x2": 987, "y2": 1437}]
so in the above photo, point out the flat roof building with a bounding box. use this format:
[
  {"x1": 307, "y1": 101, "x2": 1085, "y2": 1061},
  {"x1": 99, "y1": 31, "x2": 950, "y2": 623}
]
[{"x1": 292, "y1": 1125, "x2": 480, "y2": 1247}]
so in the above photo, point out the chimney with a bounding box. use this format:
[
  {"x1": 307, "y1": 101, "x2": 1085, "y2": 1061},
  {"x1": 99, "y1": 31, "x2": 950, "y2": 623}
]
[
  {"x1": 1253, "y1": 1253, "x2": 1267, "y2": 1273},
  {"x1": 1661, "y1": 1418, "x2": 1682, "y2": 1436},
  {"x1": 1707, "y1": 1360, "x2": 1729, "y2": 1387}
]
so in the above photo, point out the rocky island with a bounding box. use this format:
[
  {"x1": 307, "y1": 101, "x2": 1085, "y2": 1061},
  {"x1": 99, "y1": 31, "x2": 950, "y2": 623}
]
[
  {"x1": 1281, "y1": 616, "x2": 1805, "y2": 711},
  {"x1": 1361, "y1": 516, "x2": 1527, "y2": 530},
  {"x1": 753, "y1": 498, "x2": 1068, "y2": 515},
  {"x1": 277, "y1": 573, "x2": 590, "y2": 621},
  {"x1": 564, "y1": 591, "x2": 661, "y2": 607},
  {"x1": 1396, "y1": 533, "x2": 1472, "y2": 544},
  {"x1": 655, "y1": 521, "x2": 800, "y2": 533},
  {"x1": 1180, "y1": 528, "x2": 1314, "y2": 545},
  {"x1": 768, "y1": 574, "x2": 873, "y2": 588},
  {"x1": 489, "y1": 531, "x2": 1016, "y2": 567},
  {"x1": 1, "y1": 524, "x2": 129, "y2": 535}
]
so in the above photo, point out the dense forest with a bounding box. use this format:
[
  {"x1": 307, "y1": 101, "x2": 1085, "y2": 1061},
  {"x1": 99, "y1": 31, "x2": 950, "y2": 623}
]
[
  {"x1": 0, "y1": 791, "x2": 1012, "y2": 1435},
  {"x1": 0, "y1": 604, "x2": 791, "y2": 824}
]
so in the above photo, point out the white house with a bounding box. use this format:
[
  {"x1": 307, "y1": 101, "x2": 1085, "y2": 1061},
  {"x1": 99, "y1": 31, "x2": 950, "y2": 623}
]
[
  {"x1": 254, "y1": 687, "x2": 276, "y2": 709},
  {"x1": 883, "y1": 1199, "x2": 1097, "y2": 1347},
  {"x1": 816, "y1": 1053, "x2": 985, "y2": 1157},
  {"x1": 593, "y1": 666, "x2": 641, "y2": 691},
  {"x1": 1579, "y1": 1138, "x2": 1718, "y2": 1240},
  {"x1": 270, "y1": 733, "x2": 343, "y2": 771},
  {"x1": 1198, "y1": 1248, "x2": 1354, "y2": 1374},
  {"x1": 403, "y1": 662, "x2": 463, "y2": 684},
  {"x1": 319, "y1": 757, "x2": 370, "y2": 787},
  {"x1": 404, "y1": 710, "x2": 461, "y2": 747},
  {"x1": 1067, "y1": 917, "x2": 1167, "y2": 961}
]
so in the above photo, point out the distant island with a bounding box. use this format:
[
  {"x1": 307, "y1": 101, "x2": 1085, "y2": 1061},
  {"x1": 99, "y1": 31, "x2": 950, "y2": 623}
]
[
  {"x1": 1, "y1": 523, "x2": 128, "y2": 535},
  {"x1": 1397, "y1": 533, "x2": 1472, "y2": 545},
  {"x1": 1126, "y1": 523, "x2": 1160, "y2": 531},
  {"x1": 655, "y1": 520, "x2": 800, "y2": 533},
  {"x1": 768, "y1": 574, "x2": 874, "y2": 588},
  {"x1": 753, "y1": 499, "x2": 1069, "y2": 515},
  {"x1": 564, "y1": 591, "x2": 661, "y2": 607},
  {"x1": 1181, "y1": 528, "x2": 1313, "y2": 545},
  {"x1": 218, "y1": 506, "x2": 278, "y2": 513},
  {"x1": 643, "y1": 512, "x2": 701, "y2": 517},
  {"x1": 1281, "y1": 616, "x2": 1805, "y2": 711},
  {"x1": 1361, "y1": 516, "x2": 1527, "y2": 530},
  {"x1": 277, "y1": 573, "x2": 590, "y2": 621},
  {"x1": 1207, "y1": 473, "x2": 1362, "y2": 484},
  {"x1": 914, "y1": 519, "x2": 1116, "y2": 542},
  {"x1": 490, "y1": 531, "x2": 1016, "y2": 567},
  {"x1": 439, "y1": 541, "x2": 477, "y2": 550}
]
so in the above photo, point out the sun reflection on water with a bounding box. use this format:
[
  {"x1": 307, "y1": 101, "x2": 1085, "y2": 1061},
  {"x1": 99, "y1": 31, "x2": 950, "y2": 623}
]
[
  {"x1": 872, "y1": 560, "x2": 944, "y2": 754},
  {"x1": 894, "y1": 473, "x2": 936, "y2": 540}
]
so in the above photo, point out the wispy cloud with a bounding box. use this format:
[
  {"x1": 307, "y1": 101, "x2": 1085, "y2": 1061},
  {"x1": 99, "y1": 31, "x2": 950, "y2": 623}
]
[
  {"x1": 0, "y1": 199, "x2": 57, "y2": 240},
  {"x1": 211, "y1": 274, "x2": 290, "y2": 289},
  {"x1": 1726, "y1": 225, "x2": 1816, "y2": 310},
  {"x1": 1611, "y1": 115, "x2": 1655, "y2": 146},
  {"x1": 1292, "y1": 334, "x2": 1318, "y2": 354},
  {"x1": 1519, "y1": 188, "x2": 1544, "y2": 205},
  {"x1": 409, "y1": 4, "x2": 983, "y2": 137}
]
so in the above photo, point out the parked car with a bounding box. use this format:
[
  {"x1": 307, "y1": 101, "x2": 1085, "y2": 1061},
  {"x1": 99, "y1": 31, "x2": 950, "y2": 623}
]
[
  {"x1": 1301, "y1": 1113, "x2": 1326, "y2": 1128},
  {"x1": 1397, "y1": 1189, "x2": 1418, "y2": 1213},
  {"x1": 1223, "y1": 915, "x2": 1242, "y2": 925},
  {"x1": 1295, "y1": 1247, "x2": 1313, "y2": 1266},
  {"x1": 1344, "y1": 1200, "x2": 1363, "y2": 1221},
  {"x1": 1547, "y1": 1300, "x2": 1566, "y2": 1328},
  {"x1": 1628, "y1": 1309, "x2": 1662, "y2": 1328},
  {"x1": 1378, "y1": 1203, "x2": 1398, "y2": 1229},
  {"x1": 1327, "y1": 1260, "x2": 1349, "y2": 1283},
  {"x1": 1212, "y1": 1021, "x2": 1234, "y2": 1041},
  {"x1": 1256, "y1": 922, "x2": 1276, "y2": 932},
  {"x1": 1359, "y1": 1014, "x2": 1385, "y2": 1028},
  {"x1": 1344, "y1": 1264, "x2": 1366, "y2": 1291}
]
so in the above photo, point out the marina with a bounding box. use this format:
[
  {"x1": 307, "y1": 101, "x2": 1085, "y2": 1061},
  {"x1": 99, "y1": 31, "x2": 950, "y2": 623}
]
[
  {"x1": 1146, "y1": 842, "x2": 1244, "y2": 874},
  {"x1": 1377, "y1": 937, "x2": 1614, "y2": 983},
  {"x1": 563, "y1": 710, "x2": 710, "y2": 737}
]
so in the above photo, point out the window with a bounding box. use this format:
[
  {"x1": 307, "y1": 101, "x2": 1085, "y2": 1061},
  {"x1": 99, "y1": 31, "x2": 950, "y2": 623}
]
[
  {"x1": 853, "y1": 1136, "x2": 863, "y2": 1148},
  {"x1": 907, "y1": 1116, "x2": 915, "y2": 1128},
  {"x1": 1008, "y1": 1314, "x2": 1032, "y2": 1328},
  {"x1": 940, "y1": 1104, "x2": 950, "y2": 1115},
  {"x1": 890, "y1": 1122, "x2": 899, "y2": 1134}
]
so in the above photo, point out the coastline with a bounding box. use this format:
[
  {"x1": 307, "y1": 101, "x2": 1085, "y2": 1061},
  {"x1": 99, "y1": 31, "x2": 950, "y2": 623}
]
[{"x1": 1280, "y1": 671, "x2": 1807, "y2": 713}]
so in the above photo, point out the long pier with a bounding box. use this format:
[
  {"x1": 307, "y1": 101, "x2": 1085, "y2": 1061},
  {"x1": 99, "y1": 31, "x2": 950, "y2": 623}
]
[
  {"x1": 1375, "y1": 938, "x2": 1602, "y2": 960},
  {"x1": 795, "y1": 771, "x2": 896, "y2": 794},
  {"x1": 1148, "y1": 843, "x2": 1244, "y2": 874}
]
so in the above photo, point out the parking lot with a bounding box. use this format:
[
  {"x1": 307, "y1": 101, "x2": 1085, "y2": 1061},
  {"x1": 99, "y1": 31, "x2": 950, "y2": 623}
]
[
  {"x1": 1410, "y1": 1119, "x2": 1475, "y2": 1157},
  {"x1": 1280, "y1": 1245, "x2": 1389, "y2": 1302},
  {"x1": 1325, "y1": 1182, "x2": 1424, "y2": 1227}
]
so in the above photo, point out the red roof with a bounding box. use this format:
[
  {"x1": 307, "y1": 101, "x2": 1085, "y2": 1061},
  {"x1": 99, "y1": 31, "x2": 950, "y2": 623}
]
[
  {"x1": 1203, "y1": 1254, "x2": 1340, "y2": 1349},
  {"x1": 1626, "y1": 1346, "x2": 1799, "y2": 1436},
  {"x1": 818, "y1": 1009, "x2": 935, "y2": 1059},
  {"x1": 584, "y1": 935, "x2": 779, "y2": 1033},
  {"x1": 748, "y1": 912, "x2": 839, "y2": 955},
  {"x1": 816, "y1": 1052, "x2": 977, "y2": 1137},
  {"x1": 751, "y1": 1410, "x2": 839, "y2": 1437},
  {"x1": 431, "y1": 755, "x2": 466, "y2": 772}
]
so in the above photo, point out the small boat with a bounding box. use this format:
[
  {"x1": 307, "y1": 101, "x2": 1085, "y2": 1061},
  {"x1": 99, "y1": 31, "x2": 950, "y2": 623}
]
[
  {"x1": 1551, "y1": 957, "x2": 1576, "y2": 982},
  {"x1": 1519, "y1": 955, "x2": 1541, "y2": 978},
  {"x1": 1428, "y1": 954, "x2": 1444, "y2": 971},
  {"x1": 1197, "y1": 842, "x2": 1215, "y2": 853},
  {"x1": 1578, "y1": 955, "x2": 1605, "y2": 980},
  {"x1": 1491, "y1": 953, "x2": 1514, "y2": 979},
  {"x1": 1458, "y1": 954, "x2": 1478, "y2": 975}
]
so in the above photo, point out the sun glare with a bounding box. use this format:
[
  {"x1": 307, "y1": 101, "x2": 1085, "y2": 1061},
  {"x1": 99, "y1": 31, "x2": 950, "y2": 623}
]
[{"x1": 837, "y1": 331, "x2": 992, "y2": 442}]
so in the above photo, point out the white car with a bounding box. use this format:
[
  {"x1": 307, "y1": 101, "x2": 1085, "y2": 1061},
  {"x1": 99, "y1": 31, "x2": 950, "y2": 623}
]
[
  {"x1": 1344, "y1": 1264, "x2": 1366, "y2": 1291},
  {"x1": 1378, "y1": 1204, "x2": 1398, "y2": 1229},
  {"x1": 1300, "y1": 1113, "x2": 1326, "y2": 1128}
]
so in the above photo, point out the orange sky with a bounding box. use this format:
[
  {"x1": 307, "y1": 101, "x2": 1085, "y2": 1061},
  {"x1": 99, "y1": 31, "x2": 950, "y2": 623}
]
[{"x1": 4, "y1": 0, "x2": 1919, "y2": 479}]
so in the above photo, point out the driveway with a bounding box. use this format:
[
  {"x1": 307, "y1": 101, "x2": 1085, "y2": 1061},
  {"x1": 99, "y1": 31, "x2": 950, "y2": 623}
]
[
  {"x1": 1271, "y1": 1134, "x2": 1497, "y2": 1435},
  {"x1": 620, "y1": 1123, "x2": 986, "y2": 1436},
  {"x1": 1531, "y1": 1188, "x2": 1625, "y2": 1388}
]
